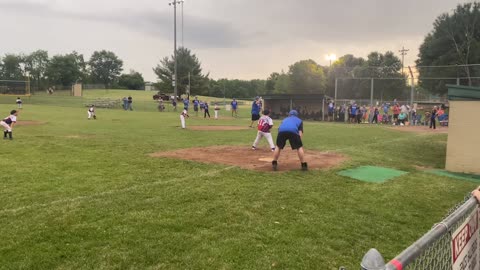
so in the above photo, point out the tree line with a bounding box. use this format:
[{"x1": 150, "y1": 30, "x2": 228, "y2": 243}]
[
  {"x1": 0, "y1": 50, "x2": 144, "y2": 91},
  {"x1": 1, "y1": 2, "x2": 476, "y2": 97}
]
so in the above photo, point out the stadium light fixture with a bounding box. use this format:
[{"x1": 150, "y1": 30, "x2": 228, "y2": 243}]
[{"x1": 326, "y1": 54, "x2": 337, "y2": 67}]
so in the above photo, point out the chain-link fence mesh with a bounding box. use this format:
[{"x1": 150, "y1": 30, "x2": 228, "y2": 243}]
[{"x1": 402, "y1": 194, "x2": 475, "y2": 270}]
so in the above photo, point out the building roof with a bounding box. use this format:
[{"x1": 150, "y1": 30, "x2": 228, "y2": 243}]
[{"x1": 447, "y1": 85, "x2": 480, "y2": 101}]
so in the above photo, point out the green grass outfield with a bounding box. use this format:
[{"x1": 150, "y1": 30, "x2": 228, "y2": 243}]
[{"x1": 0, "y1": 97, "x2": 476, "y2": 269}]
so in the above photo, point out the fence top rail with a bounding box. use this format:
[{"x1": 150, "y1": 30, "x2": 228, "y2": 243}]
[
  {"x1": 0, "y1": 80, "x2": 28, "y2": 83},
  {"x1": 384, "y1": 196, "x2": 477, "y2": 269}
]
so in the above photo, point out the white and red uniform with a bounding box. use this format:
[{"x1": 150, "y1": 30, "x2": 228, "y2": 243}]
[
  {"x1": 0, "y1": 115, "x2": 16, "y2": 132},
  {"x1": 180, "y1": 109, "x2": 189, "y2": 129},
  {"x1": 252, "y1": 115, "x2": 275, "y2": 150}
]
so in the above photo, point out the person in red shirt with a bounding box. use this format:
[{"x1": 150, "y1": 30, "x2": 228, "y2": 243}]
[{"x1": 392, "y1": 104, "x2": 401, "y2": 125}]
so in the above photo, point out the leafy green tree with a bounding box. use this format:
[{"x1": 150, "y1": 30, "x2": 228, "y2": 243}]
[
  {"x1": 118, "y1": 70, "x2": 145, "y2": 90},
  {"x1": 417, "y1": 2, "x2": 480, "y2": 94},
  {"x1": 153, "y1": 47, "x2": 209, "y2": 96},
  {"x1": 46, "y1": 52, "x2": 87, "y2": 86},
  {"x1": 288, "y1": 60, "x2": 326, "y2": 94},
  {"x1": 24, "y1": 50, "x2": 49, "y2": 90},
  {"x1": 88, "y1": 50, "x2": 123, "y2": 88},
  {"x1": 274, "y1": 72, "x2": 291, "y2": 94},
  {"x1": 0, "y1": 54, "x2": 24, "y2": 80},
  {"x1": 265, "y1": 72, "x2": 279, "y2": 94}
]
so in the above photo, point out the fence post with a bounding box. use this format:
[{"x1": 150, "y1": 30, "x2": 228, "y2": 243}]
[
  {"x1": 370, "y1": 78, "x2": 374, "y2": 107},
  {"x1": 361, "y1": 249, "x2": 386, "y2": 270},
  {"x1": 335, "y1": 78, "x2": 338, "y2": 104}
]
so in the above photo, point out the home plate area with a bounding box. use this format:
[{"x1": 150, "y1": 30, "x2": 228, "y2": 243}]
[{"x1": 150, "y1": 146, "x2": 347, "y2": 172}]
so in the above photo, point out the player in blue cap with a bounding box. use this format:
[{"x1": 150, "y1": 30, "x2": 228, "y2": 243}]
[{"x1": 272, "y1": 110, "x2": 307, "y2": 171}]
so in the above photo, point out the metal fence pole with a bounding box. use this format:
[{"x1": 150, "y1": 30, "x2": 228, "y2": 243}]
[
  {"x1": 361, "y1": 196, "x2": 478, "y2": 270},
  {"x1": 361, "y1": 249, "x2": 386, "y2": 270},
  {"x1": 335, "y1": 78, "x2": 338, "y2": 104},
  {"x1": 370, "y1": 78, "x2": 374, "y2": 107},
  {"x1": 322, "y1": 98, "x2": 325, "y2": 121}
]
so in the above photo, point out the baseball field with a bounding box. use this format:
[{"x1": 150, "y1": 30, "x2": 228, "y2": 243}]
[{"x1": 0, "y1": 90, "x2": 476, "y2": 269}]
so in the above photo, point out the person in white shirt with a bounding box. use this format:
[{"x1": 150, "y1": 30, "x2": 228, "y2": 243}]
[
  {"x1": 1, "y1": 110, "x2": 18, "y2": 140},
  {"x1": 214, "y1": 103, "x2": 220, "y2": 119},
  {"x1": 16, "y1": 97, "x2": 22, "y2": 109},
  {"x1": 252, "y1": 110, "x2": 275, "y2": 152},
  {"x1": 180, "y1": 109, "x2": 189, "y2": 129},
  {"x1": 87, "y1": 105, "x2": 96, "y2": 120}
]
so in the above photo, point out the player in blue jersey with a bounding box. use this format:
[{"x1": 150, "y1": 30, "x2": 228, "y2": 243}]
[
  {"x1": 272, "y1": 110, "x2": 307, "y2": 171},
  {"x1": 250, "y1": 97, "x2": 261, "y2": 127},
  {"x1": 1, "y1": 110, "x2": 18, "y2": 140},
  {"x1": 193, "y1": 97, "x2": 199, "y2": 116},
  {"x1": 231, "y1": 98, "x2": 238, "y2": 117}
]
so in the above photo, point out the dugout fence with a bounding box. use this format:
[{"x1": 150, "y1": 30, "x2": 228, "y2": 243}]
[
  {"x1": 0, "y1": 80, "x2": 30, "y2": 96},
  {"x1": 359, "y1": 194, "x2": 479, "y2": 270}
]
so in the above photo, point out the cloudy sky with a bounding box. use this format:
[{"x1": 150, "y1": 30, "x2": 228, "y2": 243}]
[{"x1": 0, "y1": 0, "x2": 466, "y2": 81}]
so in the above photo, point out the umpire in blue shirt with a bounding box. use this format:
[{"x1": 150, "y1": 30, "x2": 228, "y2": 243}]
[{"x1": 272, "y1": 110, "x2": 307, "y2": 171}]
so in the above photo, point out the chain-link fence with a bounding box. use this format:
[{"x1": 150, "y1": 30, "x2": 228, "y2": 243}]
[{"x1": 360, "y1": 194, "x2": 478, "y2": 270}]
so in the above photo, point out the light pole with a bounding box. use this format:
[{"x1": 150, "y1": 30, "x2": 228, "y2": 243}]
[
  {"x1": 326, "y1": 54, "x2": 337, "y2": 67},
  {"x1": 181, "y1": 0, "x2": 184, "y2": 47},
  {"x1": 169, "y1": 0, "x2": 184, "y2": 100}
]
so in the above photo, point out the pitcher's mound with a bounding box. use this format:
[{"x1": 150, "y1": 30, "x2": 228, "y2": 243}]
[
  {"x1": 189, "y1": 126, "x2": 250, "y2": 131},
  {"x1": 150, "y1": 146, "x2": 347, "y2": 172}
]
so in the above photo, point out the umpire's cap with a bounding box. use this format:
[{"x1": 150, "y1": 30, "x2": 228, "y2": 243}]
[{"x1": 289, "y1": 110, "x2": 298, "y2": 116}]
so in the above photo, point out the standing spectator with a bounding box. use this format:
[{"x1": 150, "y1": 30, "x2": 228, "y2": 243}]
[
  {"x1": 339, "y1": 104, "x2": 345, "y2": 122},
  {"x1": 231, "y1": 98, "x2": 238, "y2": 117},
  {"x1": 183, "y1": 96, "x2": 189, "y2": 111},
  {"x1": 327, "y1": 100, "x2": 334, "y2": 122},
  {"x1": 383, "y1": 103, "x2": 390, "y2": 119},
  {"x1": 411, "y1": 108, "x2": 417, "y2": 125},
  {"x1": 172, "y1": 98, "x2": 177, "y2": 112},
  {"x1": 348, "y1": 104, "x2": 353, "y2": 123},
  {"x1": 16, "y1": 97, "x2": 22, "y2": 109},
  {"x1": 430, "y1": 106, "x2": 438, "y2": 130},
  {"x1": 372, "y1": 107, "x2": 379, "y2": 124},
  {"x1": 204, "y1": 101, "x2": 211, "y2": 118},
  {"x1": 250, "y1": 97, "x2": 261, "y2": 128},
  {"x1": 351, "y1": 104, "x2": 358, "y2": 124},
  {"x1": 392, "y1": 103, "x2": 401, "y2": 125},
  {"x1": 193, "y1": 97, "x2": 199, "y2": 116},
  {"x1": 122, "y1": 97, "x2": 128, "y2": 110},
  {"x1": 127, "y1": 96, "x2": 133, "y2": 111},
  {"x1": 272, "y1": 110, "x2": 307, "y2": 171},
  {"x1": 356, "y1": 105, "x2": 363, "y2": 124}
]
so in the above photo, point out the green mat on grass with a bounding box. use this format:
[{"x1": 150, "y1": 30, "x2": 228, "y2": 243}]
[
  {"x1": 427, "y1": 170, "x2": 480, "y2": 183},
  {"x1": 338, "y1": 166, "x2": 408, "y2": 183}
]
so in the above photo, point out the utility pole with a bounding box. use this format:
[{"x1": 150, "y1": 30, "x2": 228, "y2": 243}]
[
  {"x1": 181, "y1": 0, "x2": 184, "y2": 47},
  {"x1": 399, "y1": 46, "x2": 409, "y2": 75},
  {"x1": 169, "y1": 0, "x2": 182, "y2": 100}
]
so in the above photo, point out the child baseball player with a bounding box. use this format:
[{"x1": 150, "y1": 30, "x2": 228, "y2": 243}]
[
  {"x1": 252, "y1": 109, "x2": 275, "y2": 152},
  {"x1": 180, "y1": 108, "x2": 189, "y2": 129},
  {"x1": 16, "y1": 97, "x2": 22, "y2": 109},
  {"x1": 1, "y1": 110, "x2": 18, "y2": 140},
  {"x1": 87, "y1": 105, "x2": 96, "y2": 120}
]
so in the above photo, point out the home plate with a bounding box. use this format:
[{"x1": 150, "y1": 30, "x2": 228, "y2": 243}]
[{"x1": 259, "y1": 157, "x2": 273, "y2": 162}]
